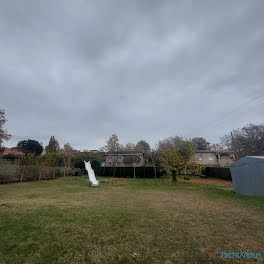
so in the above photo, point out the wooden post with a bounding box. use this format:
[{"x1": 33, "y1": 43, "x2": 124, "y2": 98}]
[
  {"x1": 133, "y1": 151, "x2": 136, "y2": 179},
  {"x1": 39, "y1": 169, "x2": 42, "y2": 181},
  {"x1": 20, "y1": 167, "x2": 24, "y2": 182},
  {"x1": 144, "y1": 158, "x2": 146, "y2": 178}
]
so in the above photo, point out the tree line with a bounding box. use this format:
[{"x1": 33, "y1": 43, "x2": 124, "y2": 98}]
[{"x1": 1, "y1": 108, "x2": 264, "y2": 181}]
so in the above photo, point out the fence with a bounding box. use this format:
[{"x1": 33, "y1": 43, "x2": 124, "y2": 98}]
[
  {"x1": 0, "y1": 163, "x2": 71, "y2": 184},
  {"x1": 203, "y1": 167, "x2": 232, "y2": 181},
  {"x1": 94, "y1": 166, "x2": 161, "y2": 178}
]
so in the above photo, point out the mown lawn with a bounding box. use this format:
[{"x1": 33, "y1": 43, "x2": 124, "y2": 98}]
[{"x1": 0, "y1": 176, "x2": 263, "y2": 264}]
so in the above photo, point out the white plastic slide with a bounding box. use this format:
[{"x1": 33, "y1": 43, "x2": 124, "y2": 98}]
[{"x1": 84, "y1": 160, "x2": 99, "y2": 187}]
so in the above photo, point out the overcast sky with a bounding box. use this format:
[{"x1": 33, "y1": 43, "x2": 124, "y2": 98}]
[{"x1": 1, "y1": 0, "x2": 264, "y2": 150}]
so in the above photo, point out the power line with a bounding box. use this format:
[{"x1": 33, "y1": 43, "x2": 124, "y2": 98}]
[{"x1": 204, "y1": 93, "x2": 264, "y2": 128}]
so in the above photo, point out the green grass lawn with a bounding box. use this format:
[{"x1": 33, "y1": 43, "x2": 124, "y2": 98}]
[{"x1": 0, "y1": 176, "x2": 264, "y2": 264}]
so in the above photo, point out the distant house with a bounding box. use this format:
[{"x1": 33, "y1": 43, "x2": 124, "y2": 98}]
[
  {"x1": 193, "y1": 150, "x2": 235, "y2": 167},
  {"x1": 105, "y1": 151, "x2": 144, "y2": 167},
  {"x1": 0, "y1": 147, "x2": 25, "y2": 158}
]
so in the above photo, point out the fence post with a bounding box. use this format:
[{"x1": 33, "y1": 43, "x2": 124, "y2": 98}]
[
  {"x1": 53, "y1": 167, "x2": 56, "y2": 179},
  {"x1": 20, "y1": 166, "x2": 25, "y2": 182},
  {"x1": 39, "y1": 167, "x2": 42, "y2": 181}
]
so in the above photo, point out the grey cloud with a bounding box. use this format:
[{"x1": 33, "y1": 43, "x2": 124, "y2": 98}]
[{"x1": 0, "y1": 0, "x2": 263, "y2": 149}]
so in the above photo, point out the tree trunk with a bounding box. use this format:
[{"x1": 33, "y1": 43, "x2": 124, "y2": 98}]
[{"x1": 171, "y1": 170, "x2": 177, "y2": 182}]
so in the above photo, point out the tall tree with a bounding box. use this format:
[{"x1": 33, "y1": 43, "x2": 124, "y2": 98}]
[
  {"x1": 191, "y1": 137, "x2": 210, "y2": 150},
  {"x1": 135, "y1": 140, "x2": 150, "y2": 151},
  {"x1": 157, "y1": 137, "x2": 201, "y2": 182},
  {"x1": 0, "y1": 109, "x2": 11, "y2": 150},
  {"x1": 61, "y1": 143, "x2": 74, "y2": 167},
  {"x1": 46, "y1": 136, "x2": 60, "y2": 153},
  {"x1": 157, "y1": 136, "x2": 183, "y2": 151},
  {"x1": 17, "y1": 139, "x2": 43, "y2": 155},
  {"x1": 104, "y1": 134, "x2": 120, "y2": 152},
  {"x1": 221, "y1": 123, "x2": 264, "y2": 158}
]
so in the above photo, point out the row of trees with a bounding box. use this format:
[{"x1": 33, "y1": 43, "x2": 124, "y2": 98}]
[
  {"x1": 15, "y1": 137, "x2": 104, "y2": 173},
  {"x1": 1, "y1": 108, "x2": 264, "y2": 180},
  {"x1": 101, "y1": 134, "x2": 216, "y2": 153},
  {"x1": 101, "y1": 134, "x2": 151, "y2": 152},
  {"x1": 18, "y1": 151, "x2": 103, "y2": 174}
]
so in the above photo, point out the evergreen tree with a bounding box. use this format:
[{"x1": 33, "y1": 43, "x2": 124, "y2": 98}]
[{"x1": 46, "y1": 136, "x2": 60, "y2": 153}]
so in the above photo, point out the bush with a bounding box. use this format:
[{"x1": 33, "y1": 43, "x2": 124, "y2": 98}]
[{"x1": 70, "y1": 168, "x2": 82, "y2": 176}]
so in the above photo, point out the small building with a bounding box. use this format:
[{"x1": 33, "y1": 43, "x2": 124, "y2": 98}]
[
  {"x1": 0, "y1": 147, "x2": 25, "y2": 158},
  {"x1": 105, "y1": 151, "x2": 144, "y2": 167},
  {"x1": 193, "y1": 150, "x2": 235, "y2": 167},
  {"x1": 230, "y1": 156, "x2": 264, "y2": 197}
]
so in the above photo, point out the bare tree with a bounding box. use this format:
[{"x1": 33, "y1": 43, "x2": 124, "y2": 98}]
[
  {"x1": 221, "y1": 123, "x2": 264, "y2": 158},
  {"x1": 124, "y1": 143, "x2": 135, "y2": 150},
  {"x1": 103, "y1": 134, "x2": 120, "y2": 152}
]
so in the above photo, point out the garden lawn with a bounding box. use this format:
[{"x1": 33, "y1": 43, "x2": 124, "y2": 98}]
[{"x1": 0, "y1": 176, "x2": 264, "y2": 264}]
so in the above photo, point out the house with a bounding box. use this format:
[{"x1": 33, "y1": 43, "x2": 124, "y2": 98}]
[
  {"x1": 0, "y1": 147, "x2": 25, "y2": 158},
  {"x1": 193, "y1": 150, "x2": 235, "y2": 167},
  {"x1": 104, "y1": 151, "x2": 144, "y2": 167}
]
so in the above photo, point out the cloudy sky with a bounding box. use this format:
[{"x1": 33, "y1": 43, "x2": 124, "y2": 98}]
[{"x1": 1, "y1": 0, "x2": 264, "y2": 150}]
